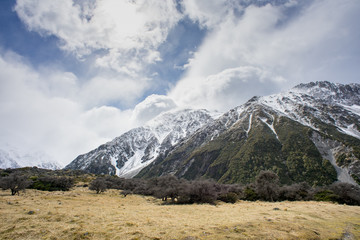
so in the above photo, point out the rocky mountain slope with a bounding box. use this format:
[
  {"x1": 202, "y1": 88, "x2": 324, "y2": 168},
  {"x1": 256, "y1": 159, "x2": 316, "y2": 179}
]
[
  {"x1": 137, "y1": 81, "x2": 360, "y2": 185},
  {"x1": 65, "y1": 109, "x2": 214, "y2": 177}
]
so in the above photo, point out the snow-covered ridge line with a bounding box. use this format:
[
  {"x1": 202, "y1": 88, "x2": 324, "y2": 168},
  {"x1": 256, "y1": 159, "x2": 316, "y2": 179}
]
[
  {"x1": 65, "y1": 81, "x2": 360, "y2": 178},
  {"x1": 115, "y1": 108, "x2": 214, "y2": 177},
  {"x1": 65, "y1": 108, "x2": 215, "y2": 177},
  {"x1": 256, "y1": 82, "x2": 360, "y2": 140}
]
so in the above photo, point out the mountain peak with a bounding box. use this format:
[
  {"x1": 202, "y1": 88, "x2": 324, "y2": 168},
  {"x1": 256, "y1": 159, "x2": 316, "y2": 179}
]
[
  {"x1": 65, "y1": 108, "x2": 214, "y2": 177},
  {"x1": 294, "y1": 80, "x2": 337, "y2": 90},
  {"x1": 292, "y1": 81, "x2": 360, "y2": 106}
]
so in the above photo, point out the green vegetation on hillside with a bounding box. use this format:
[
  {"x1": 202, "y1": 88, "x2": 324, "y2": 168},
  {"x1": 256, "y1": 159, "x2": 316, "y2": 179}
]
[
  {"x1": 275, "y1": 117, "x2": 337, "y2": 185},
  {"x1": 139, "y1": 110, "x2": 340, "y2": 186}
]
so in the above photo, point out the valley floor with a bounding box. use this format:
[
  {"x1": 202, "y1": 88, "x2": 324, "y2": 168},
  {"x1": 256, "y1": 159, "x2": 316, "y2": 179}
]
[{"x1": 0, "y1": 187, "x2": 359, "y2": 240}]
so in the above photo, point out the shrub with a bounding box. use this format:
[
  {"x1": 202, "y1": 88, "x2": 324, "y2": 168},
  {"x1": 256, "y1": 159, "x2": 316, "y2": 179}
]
[
  {"x1": 89, "y1": 178, "x2": 107, "y2": 194},
  {"x1": 255, "y1": 170, "x2": 280, "y2": 201},
  {"x1": 279, "y1": 182, "x2": 311, "y2": 201},
  {"x1": 177, "y1": 180, "x2": 218, "y2": 204},
  {"x1": 0, "y1": 172, "x2": 30, "y2": 195},
  {"x1": 314, "y1": 189, "x2": 339, "y2": 202},
  {"x1": 227, "y1": 184, "x2": 243, "y2": 196},
  {"x1": 218, "y1": 192, "x2": 239, "y2": 203},
  {"x1": 329, "y1": 182, "x2": 360, "y2": 205},
  {"x1": 151, "y1": 175, "x2": 181, "y2": 202},
  {"x1": 243, "y1": 185, "x2": 259, "y2": 201},
  {"x1": 120, "y1": 189, "x2": 132, "y2": 197},
  {"x1": 120, "y1": 178, "x2": 145, "y2": 192},
  {"x1": 31, "y1": 176, "x2": 74, "y2": 191}
]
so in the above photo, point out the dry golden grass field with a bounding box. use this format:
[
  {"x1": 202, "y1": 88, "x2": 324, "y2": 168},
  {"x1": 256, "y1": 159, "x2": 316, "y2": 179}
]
[{"x1": 0, "y1": 187, "x2": 359, "y2": 240}]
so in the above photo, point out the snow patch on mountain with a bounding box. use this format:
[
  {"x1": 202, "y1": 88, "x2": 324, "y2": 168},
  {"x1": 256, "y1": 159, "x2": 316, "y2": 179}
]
[
  {"x1": 341, "y1": 104, "x2": 360, "y2": 116},
  {"x1": 338, "y1": 124, "x2": 360, "y2": 140},
  {"x1": 245, "y1": 113, "x2": 253, "y2": 136},
  {"x1": 259, "y1": 116, "x2": 279, "y2": 140}
]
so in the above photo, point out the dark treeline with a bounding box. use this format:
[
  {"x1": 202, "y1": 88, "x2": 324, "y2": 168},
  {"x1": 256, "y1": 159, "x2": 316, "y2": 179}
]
[
  {"x1": 89, "y1": 171, "x2": 360, "y2": 205},
  {"x1": 1, "y1": 167, "x2": 359, "y2": 206},
  {"x1": 0, "y1": 167, "x2": 87, "y2": 194}
]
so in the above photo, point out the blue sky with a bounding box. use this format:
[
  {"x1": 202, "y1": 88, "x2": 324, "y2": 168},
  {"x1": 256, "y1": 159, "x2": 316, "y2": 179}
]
[{"x1": 0, "y1": 0, "x2": 359, "y2": 166}]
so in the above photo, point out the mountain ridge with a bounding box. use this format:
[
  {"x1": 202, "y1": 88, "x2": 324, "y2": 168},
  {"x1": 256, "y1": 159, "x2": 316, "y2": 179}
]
[
  {"x1": 66, "y1": 81, "x2": 360, "y2": 185},
  {"x1": 137, "y1": 81, "x2": 360, "y2": 185},
  {"x1": 65, "y1": 108, "x2": 214, "y2": 177}
]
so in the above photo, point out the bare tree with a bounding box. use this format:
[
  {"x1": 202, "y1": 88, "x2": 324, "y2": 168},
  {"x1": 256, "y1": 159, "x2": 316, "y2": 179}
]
[{"x1": 0, "y1": 172, "x2": 30, "y2": 195}]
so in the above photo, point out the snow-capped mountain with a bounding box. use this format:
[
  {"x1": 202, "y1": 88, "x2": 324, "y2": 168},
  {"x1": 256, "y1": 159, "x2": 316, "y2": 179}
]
[
  {"x1": 66, "y1": 81, "x2": 359, "y2": 186},
  {"x1": 259, "y1": 81, "x2": 360, "y2": 139},
  {"x1": 0, "y1": 146, "x2": 62, "y2": 170},
  {"x1": 138, "y1": 81, "x2": 360, "y2": 185},
  {"x1": 0, "y1": 149, "x2": 20, "y2": 169},
  {"x1": 65, "y1": 109, "x2": 214, "y2": 177}
]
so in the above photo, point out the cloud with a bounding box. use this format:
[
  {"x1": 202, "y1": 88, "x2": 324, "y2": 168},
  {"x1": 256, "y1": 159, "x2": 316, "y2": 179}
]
[
  {"x1": 170, "y1": 66, "x2": 285, "y2": 111},
  {"x1": 81, "y1": 106, "x2": 133, "y2": 139},
  {"x1": 79, "y1": 75, "x2": 150, "y2": 107},
  {"x1": 0, "y1": 50, "x2": 134, "y2": 165},
  {"x1": 181, "y1": 0, "x2": 240, "y2": 28},
  {"x1": 131, "y1": 94, "x2": 177, "y2": 125},
  {"x1": 14, "y1": 0, "x2": 185, "y2": 109},
  {"x1": 4, "y1": 0, "x2": 360, "y2": 167},
  {"x1": 14, "y1": 0, "x2": 182, "y2": 75},
  {"x1": 171, "y1": 0, "x2": 360, "y2": 111}
]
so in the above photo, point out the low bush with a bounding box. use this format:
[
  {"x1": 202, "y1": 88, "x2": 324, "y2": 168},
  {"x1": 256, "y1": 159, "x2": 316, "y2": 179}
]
[
  {"x1": 89, "y1": 178, "x2": 107, "y2": 194},
  {"x1": 314, "y1": 190, "x2": 339, "y2": 202},
  {"x1": 30, "y1": 176, "x2": 74, "y2": 191},
  {"x1": 329, "y1": 182, "x2": 360, "y2": 205},
  {"x1": 279, "y1": 182, "x2": 311, "y2": 201},
  {"x1": 218, "y1": 192, "x2": 239, "y2": 203},
  {"x1": 7, "y1": 169, "x2": 353, "y2": 206},
  {"x1": 243, "y1": 185, "x2": 259, "y2": 201},
  {"x1": 177, "y1": 180, "x2": 218, "y2": 204}
]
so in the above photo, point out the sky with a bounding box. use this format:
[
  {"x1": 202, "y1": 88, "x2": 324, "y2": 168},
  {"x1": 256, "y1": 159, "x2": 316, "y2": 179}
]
[{"x1": 0, "y1": 0, "x2": 359, "y2": 166}]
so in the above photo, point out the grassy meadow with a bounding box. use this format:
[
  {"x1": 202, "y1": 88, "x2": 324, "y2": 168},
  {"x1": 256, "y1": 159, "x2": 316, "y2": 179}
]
[{"x1": 0, "y1": 187, "x2": 359, "y2": 240}]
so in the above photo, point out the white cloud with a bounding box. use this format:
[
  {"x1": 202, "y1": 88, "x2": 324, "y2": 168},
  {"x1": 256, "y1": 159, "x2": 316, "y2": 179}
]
[
  {"x1": 131, "y1": 94, "x2": 177, "y2": 125},
  {"x1": 81, "y1": 106, "x2": 133, "y2": 139},
  {"x1": 170, "y1": 66, "x2": 285, "y2": 111},
  {"x1": 3, "y1": 0, "x2": 360, "y2": 168},
  {"x1": 14, "y1": 0, "x2": 183, "y2": 109},
  {"x1": 79, "y1": 75, "x2": 150, "y2": 107},
  {"x1": 181, "y1": 0, "x2": 240, "y2": 28},
  {"x1": 0, "y1": 51, "x2": 134, "y2": 166},
  {"x1": 14, "y1": 0, "x2": 181, "y2": 75},
  {"x1": 171, "y1": 0, "x2": 360, "y2": 111}
]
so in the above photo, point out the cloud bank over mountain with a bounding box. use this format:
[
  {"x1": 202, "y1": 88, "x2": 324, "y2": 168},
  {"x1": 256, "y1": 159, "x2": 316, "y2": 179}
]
[{"x1": 0, "y1": 0, "x2": 359, "y2": 165}]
